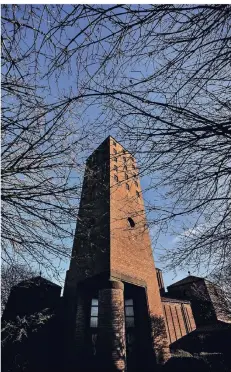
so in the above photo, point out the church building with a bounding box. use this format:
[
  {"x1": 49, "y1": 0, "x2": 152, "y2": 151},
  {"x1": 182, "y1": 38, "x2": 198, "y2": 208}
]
[
  {"x1": 3, "y1": 136, "x2": 230, "y2": 372},
  {"x1": 63, "y1": 136, "x2": 191, "y2": 371}
]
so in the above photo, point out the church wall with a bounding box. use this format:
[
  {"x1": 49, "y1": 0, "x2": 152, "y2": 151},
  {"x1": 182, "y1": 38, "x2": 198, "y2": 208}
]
[{"x1": 162, "y1": 300, "x2": 196, "y2": 345}]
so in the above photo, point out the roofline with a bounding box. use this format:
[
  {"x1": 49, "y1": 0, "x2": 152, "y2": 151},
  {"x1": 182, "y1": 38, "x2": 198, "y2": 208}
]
[
  {"x1": 87, "y1": 135, "x2": 134, "y2": 162},
  {"x1": 167, "y1": 276, "x2": 204, "y2": 289},
  {"x1": 14, "y1": 276, "x2": 62, "y2": 289}
]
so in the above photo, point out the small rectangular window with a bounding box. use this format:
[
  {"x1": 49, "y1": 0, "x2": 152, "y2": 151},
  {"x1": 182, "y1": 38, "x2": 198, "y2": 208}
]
[
  {"x1": 136, "y1": 191, "x2": 140, "y2": 197},
  {"x1": 125, "y1": 173, "x2": 128, "y2": 180},
  {"x1": 90, "y1": 299, "x2": 98, "y2": 328},
  {"x1": 126, "y1": 183, "x2": 129, "y2": 190},
  {"x1": 125, "y1": 299, "x2": 135, "y2": 328},
  {"x1": 114, "y1": 174, "x2": 118, "y2": 182},
  {"x1": 114, "y1": 165, "x2": 118, "y2": 171}
]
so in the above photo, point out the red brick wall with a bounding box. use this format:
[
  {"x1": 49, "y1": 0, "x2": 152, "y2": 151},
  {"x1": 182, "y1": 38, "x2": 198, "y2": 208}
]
[
  {"x1": 162, "y1": 300, "x2": 196, "y2": 345},
  {"x1": 109, "y1": 137, "x2": 169, "y2": 362},
  {"x1": 65, "y1": 136, "x2": 170, "y2": 363}
]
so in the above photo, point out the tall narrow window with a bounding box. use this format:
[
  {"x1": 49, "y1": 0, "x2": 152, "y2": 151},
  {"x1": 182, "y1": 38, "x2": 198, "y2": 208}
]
[
  {"x1": 126, "y1": 183, "x2": 129, "y2": 190},
  {"x1": 125, "y1": 173, "x2": 128, "y2": 180},
  {"x1": 90, "y1": 299, "x2": 98, "y2": 328},
  {"x1": 125, "y1": 299, "x2": 135, "y2": 327},
  {"x1": 123, "y1": 157, "x2": 126, "y2": 163},
  {"x1": 136, "y1": 191, "x2": 140, "y2": 198}
]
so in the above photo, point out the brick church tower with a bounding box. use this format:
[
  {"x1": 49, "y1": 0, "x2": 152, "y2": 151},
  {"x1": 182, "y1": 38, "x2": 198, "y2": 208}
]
[{"x1": 64, "y1": 136, "x2": 169, "y2": 371}]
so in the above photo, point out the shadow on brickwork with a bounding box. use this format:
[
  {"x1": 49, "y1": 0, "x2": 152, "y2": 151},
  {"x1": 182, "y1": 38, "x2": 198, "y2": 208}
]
[{"x1": 2, "y1": 305, "x2": 231, "y2": 372}]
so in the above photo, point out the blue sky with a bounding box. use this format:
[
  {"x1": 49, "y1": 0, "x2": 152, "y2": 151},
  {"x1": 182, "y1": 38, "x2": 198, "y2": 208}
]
[{"x1": 3, "y1": 5, "x2": 206, "y2": 291}]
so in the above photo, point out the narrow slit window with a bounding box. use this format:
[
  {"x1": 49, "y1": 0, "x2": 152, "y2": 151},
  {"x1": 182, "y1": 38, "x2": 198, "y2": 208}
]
[
  {"x1": 123, "y1": 157, "x2": 126, "y2": 163},
  {"x1": 125, "y1": 299, "x2": 135, "y2": 327},
  {"x1": 125, "y1": 173, "x2": 128, "y2": 180},
  {"x1": 126, "y1": 183, "x2": 129, "y2": 190},
  {"x1": 90, "y1": 299, "x2": 98, "y2": 328},
  {"x1": 128, "y1": 217, "x2": 135, "y2": 228},
  {"x1": 136, "y1": 191, "x2": 140, "y2": 198}
]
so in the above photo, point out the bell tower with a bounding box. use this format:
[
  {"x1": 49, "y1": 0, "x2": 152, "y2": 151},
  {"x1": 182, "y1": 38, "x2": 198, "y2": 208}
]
[{"x1": 64, "y1": 136, "x2": 169, "y2": 372}]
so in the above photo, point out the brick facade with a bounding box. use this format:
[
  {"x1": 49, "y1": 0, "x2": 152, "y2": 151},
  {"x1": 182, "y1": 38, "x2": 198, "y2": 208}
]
[
  {"x1": 162, "y1": 299, "x2": 196, "y2": 344},
  {"x1": 167, "y1": 276, "x2": 231, "y2": 326},
  {"x1": 64, "y1": 136, "x2": 170, "y2": 370}
]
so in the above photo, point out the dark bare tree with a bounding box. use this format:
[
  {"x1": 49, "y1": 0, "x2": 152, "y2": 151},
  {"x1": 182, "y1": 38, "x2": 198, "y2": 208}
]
[{"x1": 1, "y1": 5, "x2": 231, "y2": 285}]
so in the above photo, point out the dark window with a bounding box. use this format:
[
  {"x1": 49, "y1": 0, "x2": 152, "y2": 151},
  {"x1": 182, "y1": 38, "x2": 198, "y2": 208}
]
[
  {"x1": 113, "y1": 149, "x2": 117, "y2": 154},
  {"x1": 124, "y1": 165, "x2": 127, "y2": 171},
  {"x1": 125, "y1": 299, "x2": 135, "y2": 327},
  {"x1": 123, "y1": 157, "x2": 126, "y2": 163},
  {"x1": 90, "y1": 299, "x2": 98, "y2": 328},
  {"x1": 113, "y1": 141, "x2": 116, "y2": 146},
  {"x1": 128, "y1": 217, "x2": 135, "y2": 228},
  {"x1": 114, "y1": 157, "x2": 117, "y2": 162},
  {"x1": 114, "y1": 165, "x2": 118, "y2": 171},
  {"x1": 126, "y1": 183, "x2": 129, "y2": 190},
  {"x1": 125, "y1": 173, "x2": 128, "y2": 180},
  {"x1": 136, "y1": 191, "x2": 140, "y2": 197},
  {"x1": 114, "y1": 174, "x2": 118, "y2": 182}
]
